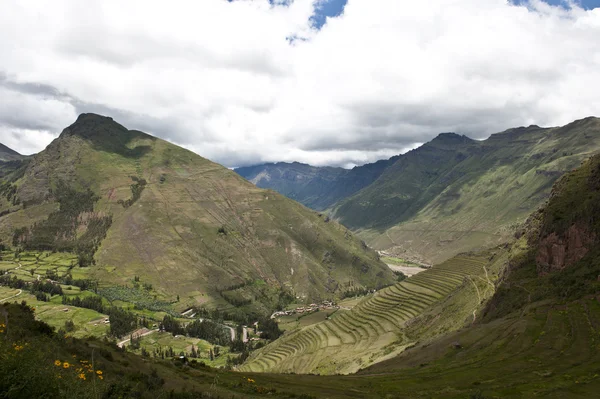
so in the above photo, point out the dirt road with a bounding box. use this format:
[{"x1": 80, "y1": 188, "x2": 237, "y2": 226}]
[
  {"x1": 0, "y1": 289, "x2": 22, "y2": 303},
  {"x1": 117, "y1": 328, "x2": 157, "y2": 348}
]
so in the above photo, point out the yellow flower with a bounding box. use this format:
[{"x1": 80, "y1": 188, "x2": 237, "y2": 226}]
[
  {"x1": 97, "y1": 375, "x2": 103, "y2": 380},
  {"x1": 63, "y1": 362, "x2": 70, "y2": 369},
  {"x1": 78, "y1": 373, "x2": 86, "y2": 380},
  {"x1": 54, "y1": 360, "x2": 62, "y2": 367},
  {"x1": 96, "y1": 370, "x2": 103, "y2": 375}
]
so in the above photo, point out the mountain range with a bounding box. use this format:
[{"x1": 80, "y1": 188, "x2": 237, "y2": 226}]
[{"x1": 237, "y1": 117, "x2": 600, "y2": 265}]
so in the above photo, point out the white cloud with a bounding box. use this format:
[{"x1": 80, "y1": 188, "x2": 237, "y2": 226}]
[{"x1": 0, "y1": 0, "x2": 599, "y2": 166}]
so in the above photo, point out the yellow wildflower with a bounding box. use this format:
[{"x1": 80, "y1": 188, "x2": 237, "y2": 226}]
[
  {"x1": 97, "y1": 375, "x2": 103, "y2": 380},
  {"x1": 54, "y1": 360, "x2": 62, "y2": 367},
  {"x1": 78, "y1": 373, "x2": 86, "y2": 380},
  {"x1": 63, "y1": 362, "x2": 70, "y2": 369},
  {"x1": 96, "y1": 370, "x2": 103, "y2": 375}
]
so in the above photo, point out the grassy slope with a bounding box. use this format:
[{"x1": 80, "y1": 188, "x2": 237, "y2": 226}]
[
  {"x1": 336, "y1": 117, "x2": 600, "y2": 264},
  {"x1": 0, "y1": 114, "x2": 394, "y2": 315}
]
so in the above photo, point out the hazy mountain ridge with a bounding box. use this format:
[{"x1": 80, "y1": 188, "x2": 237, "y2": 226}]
[
  {"x1": 0, "y1": 114, "x2": 394, "y2": 316},
  {"x1": 235, "y1": 156, "x2": 399, "y2": 211},
  {"x1": 0, "y1": 143, "x2": 26, "y2": 162}
]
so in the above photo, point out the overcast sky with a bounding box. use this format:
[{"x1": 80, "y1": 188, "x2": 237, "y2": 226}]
[{"x1": 1, "y1": 0, "x2": 600, "y2": 168}]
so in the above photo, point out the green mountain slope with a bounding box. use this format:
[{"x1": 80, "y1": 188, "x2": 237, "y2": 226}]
[
  {"x1": 235, "y1": 157, "x2": 398, "y2": 211},
  {"x1": 240, "y1": 152, "x2": 600, "y2": 397},
  {"x1": 0, "y1": 114, "x2": 394, "y2": 316},
  {"x1": 335, "y1": 117, "x2": 600, "y2": 264}
]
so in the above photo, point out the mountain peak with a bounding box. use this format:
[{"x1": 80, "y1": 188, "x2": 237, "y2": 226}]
[
  {"x1": 57, "y1": 113, "x2": 155, "y2": 157},
  {"x1": 427, "y1": 132, "x2": 475, "y2": 148},
  {"x1": 61, "y1": 113, "x2": 126, "y2": 139}
]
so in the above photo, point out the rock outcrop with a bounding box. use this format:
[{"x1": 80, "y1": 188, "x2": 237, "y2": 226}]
[{"x1": 536, "y1": 223, "x2": 596, "y2": 275}]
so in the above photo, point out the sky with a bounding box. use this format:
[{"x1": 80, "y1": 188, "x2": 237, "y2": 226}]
[{"x1": 1, "y1": 0, "x2": 600, "y2": 168}]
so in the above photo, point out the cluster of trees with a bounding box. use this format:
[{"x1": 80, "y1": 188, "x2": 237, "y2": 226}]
[
  {"x1": 257, "y1": 318, "x2": 283, "y2": 340},
  {"x1": 394, "y1": 271, "x2": 407, "y2": 282},
  {"x1": 0, "y1": 273, "x2": 26, "y2": 289},
  {"x1": 108, "y1": 307, "x2": 138, "y2": 337},
  {"x1": 60, "y1": 276, "x2": 97, "y2": 292},
  {"x1": 0, "y1": 181, "x2": 20, "y2": 205},
  {"x1": 159, "y1": 315, "x2": 231, "y2": 346},
  {"x1": 59, "y1": 293, "x2": 139, "y2": 338},
  {"x1": 340, "y1": 286, "x2": 371, "y2": 299},
  {"x1": 118, "y1": 176, "x2": 147, "y2": 208},
  {"x1": 0, "y1": 273, "x2": 63, "y2": 302},
  {"x1": 11, "y1": 181, "x2": 113, "y2": 267},
  {"x1": 62, "y1": 295, "x2": 104, "y2": 313},
  {"x1": 133, "y1": 275, "x2": 152, "y2": 291}
]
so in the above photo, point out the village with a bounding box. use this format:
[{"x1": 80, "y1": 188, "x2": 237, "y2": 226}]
[{"x1": 270, "y1": 300, "x2": 338, "y2": 319}]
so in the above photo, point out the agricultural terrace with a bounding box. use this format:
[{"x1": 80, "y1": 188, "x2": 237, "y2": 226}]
[{"x1": 241, "y1": 251, "x2": 504, "y2": 375}]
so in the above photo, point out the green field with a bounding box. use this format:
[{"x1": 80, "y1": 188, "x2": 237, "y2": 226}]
[
  {"x1": 0, "y1": 250, "x2": 82, "y2": 281},
  {"x1": 128, "y1": 331, "x2": 234, "y2": 368}
]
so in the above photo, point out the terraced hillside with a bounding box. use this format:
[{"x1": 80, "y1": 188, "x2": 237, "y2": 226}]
[
  {"x1": 0, "y1": 114, "x2": 394, "y2": 318},
  {"x1": 241, "y1": 249, "x2": 508, "y2": 374}
]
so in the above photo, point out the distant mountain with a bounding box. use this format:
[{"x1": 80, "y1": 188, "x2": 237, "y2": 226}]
[
  {"x1": 0, "y1": 114, "x2": 394, "y2": 316},
  {"x1": 237, "y1": 118, "x2": 600, "y2": 265},
  {"x1": 235, "y1": 156, "x2": 398, "y2": 211},
  {"x1": 334, "y1": 117, "x2": 600, "y2": 264},
  {"x1": 0, "y1": 143, "x2": 25, "y2": 162}
]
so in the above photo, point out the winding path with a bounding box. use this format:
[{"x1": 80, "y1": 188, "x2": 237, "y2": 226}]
[{"x1": 0, "y1": 289, "x2": 22, "y2": 303}]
